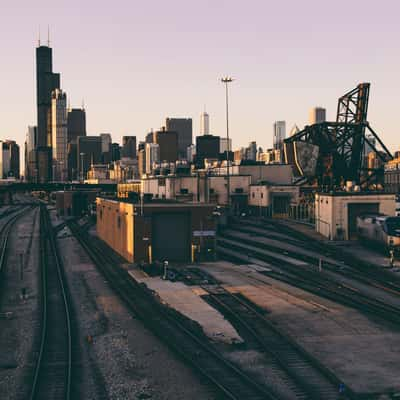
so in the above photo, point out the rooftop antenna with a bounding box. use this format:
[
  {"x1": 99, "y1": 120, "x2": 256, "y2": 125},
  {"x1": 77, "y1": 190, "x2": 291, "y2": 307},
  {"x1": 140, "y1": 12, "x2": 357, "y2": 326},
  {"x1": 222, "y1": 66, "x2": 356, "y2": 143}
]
[
  {"x1": 38, "y1": 26, "x2": 41, "y2": 46},
  {"x1": 47, "y1": 25, "x2": 50, "y2": 47},
  {"x1": 82, "y1": 98, "x2": 85, "y2": 110}
]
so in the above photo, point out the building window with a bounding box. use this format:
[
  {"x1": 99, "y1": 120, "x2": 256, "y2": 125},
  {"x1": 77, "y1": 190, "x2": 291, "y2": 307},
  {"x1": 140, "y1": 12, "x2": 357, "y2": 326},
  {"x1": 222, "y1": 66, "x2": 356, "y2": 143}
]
[
  {"x1": 261, "y1": 193, "x2": 263, "y2": 199},
  {"x1": 252, "y1": 192, "x2": 255, "y2": 198},
  {"x1": 117, "y1": 216, "x2": 121, "y2": 228},
  {"x1": 100, "y1": 210, "x2": 103, "y2": 219}
]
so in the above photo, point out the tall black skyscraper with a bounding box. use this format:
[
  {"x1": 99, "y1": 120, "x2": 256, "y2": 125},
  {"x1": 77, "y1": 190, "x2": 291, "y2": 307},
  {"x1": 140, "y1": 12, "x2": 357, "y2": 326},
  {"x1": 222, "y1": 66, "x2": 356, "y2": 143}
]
[
  {"x1": 36, "y1": 41, "x2": 60, "y2": 182},
  {"x1": 165, "y1": 118, "x2": 192, "y2": 159},
  {"x1": 36, "y1": 44, "x2": 60, "y2": 147}
]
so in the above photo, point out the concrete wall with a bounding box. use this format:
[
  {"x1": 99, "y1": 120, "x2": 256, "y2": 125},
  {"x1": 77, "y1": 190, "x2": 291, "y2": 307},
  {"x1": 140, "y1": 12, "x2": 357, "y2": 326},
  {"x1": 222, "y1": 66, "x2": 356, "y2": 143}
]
[
  {"x1": 209, "y1": 175, "x2": 250, "y2": 205},
  {"x1": 315, "y1": 193, "x2": 396, "y2": 240},
  {"x1": 96, "y1": 199, "x2": 135, "y2": 262},
  {"x1": 249, "y1": 185, "x2": 300, "y2": 207},
  {"x1": 231, "y1": 164, "x2": 293, "y2": 185}
]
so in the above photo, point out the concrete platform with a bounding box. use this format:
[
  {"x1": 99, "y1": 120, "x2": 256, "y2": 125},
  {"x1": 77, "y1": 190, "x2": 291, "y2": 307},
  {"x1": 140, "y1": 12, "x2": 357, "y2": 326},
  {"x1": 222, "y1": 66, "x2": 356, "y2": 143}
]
[
  {"x1": 199, "y1": 260, "x2": 400, "y2": 395},
  {"x1": 129, "y1": 270, "x2": 243, "y2": 344}
]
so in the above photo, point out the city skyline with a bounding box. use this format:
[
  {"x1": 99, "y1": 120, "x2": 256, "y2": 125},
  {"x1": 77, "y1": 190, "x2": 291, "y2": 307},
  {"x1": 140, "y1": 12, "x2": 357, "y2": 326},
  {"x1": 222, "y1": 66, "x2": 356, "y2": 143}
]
[{"x1": 1, "y1": 0, "x2": 400, "y2": 155}]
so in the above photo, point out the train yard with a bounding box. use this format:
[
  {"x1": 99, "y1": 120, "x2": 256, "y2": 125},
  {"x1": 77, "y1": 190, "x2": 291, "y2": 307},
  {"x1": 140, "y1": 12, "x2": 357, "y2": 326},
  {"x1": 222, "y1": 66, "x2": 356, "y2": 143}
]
[{"x1": 1, "y1": 201, "x2": 400, "y2": 399}]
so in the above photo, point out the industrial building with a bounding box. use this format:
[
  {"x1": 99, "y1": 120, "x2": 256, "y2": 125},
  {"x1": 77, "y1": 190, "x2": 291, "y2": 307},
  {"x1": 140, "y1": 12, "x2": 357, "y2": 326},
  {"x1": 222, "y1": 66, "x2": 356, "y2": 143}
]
[
  {"x1": 248, "y1": 183, "x2": 300, "y2": 217},
  {"x1": 96, "y1": 198, "x2": 216, "y2": 263},
  {"x1": 315, "y1": 192, "x2": 396, "y2": 240}
]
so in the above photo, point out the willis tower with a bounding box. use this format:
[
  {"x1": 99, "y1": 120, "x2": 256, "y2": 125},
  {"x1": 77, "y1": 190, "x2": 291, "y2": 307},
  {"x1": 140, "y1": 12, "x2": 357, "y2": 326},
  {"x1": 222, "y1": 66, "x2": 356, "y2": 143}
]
[{"x1": 36, "y1": 36, "x2": 60, "y2": 182}]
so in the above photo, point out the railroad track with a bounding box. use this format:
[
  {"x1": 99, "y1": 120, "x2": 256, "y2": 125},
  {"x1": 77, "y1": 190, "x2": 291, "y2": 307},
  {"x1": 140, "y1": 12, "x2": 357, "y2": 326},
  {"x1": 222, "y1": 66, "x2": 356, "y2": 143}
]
[
  {"x1": 68, "y1": 221, "x2": 279, "y2": 400},
  {"x1": 178, "y1": 267, "x2": 349, "y2": 400},
  {"x1": 254, "y1": 217, "x2": 400, "y2": 294},
  {"x1": 0, "y1": 206, "x2": 33, "y2": 275},
  {"x1": 217, "y1": 236, "x2": 400, "y2": 326},
  {"x1": 29, "y1": 205, "x2": 72, "y2": 400}
]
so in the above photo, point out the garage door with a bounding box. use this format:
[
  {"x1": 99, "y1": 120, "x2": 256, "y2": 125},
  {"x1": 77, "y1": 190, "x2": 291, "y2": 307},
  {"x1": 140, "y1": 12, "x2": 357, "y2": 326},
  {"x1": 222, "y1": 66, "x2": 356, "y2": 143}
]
[
  {"x1": 347, "y1": 203, "x2": 379, "y2": 239},
  {"x1": 152, "y1": 213, "x2": 190, "y2": 263}
]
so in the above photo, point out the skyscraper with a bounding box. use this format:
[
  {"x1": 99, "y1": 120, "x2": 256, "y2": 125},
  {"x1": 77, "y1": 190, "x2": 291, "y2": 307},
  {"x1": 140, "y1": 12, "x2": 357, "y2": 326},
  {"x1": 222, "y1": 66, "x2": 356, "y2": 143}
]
[
  {"x1": 122, "y1": 136, "x2": 137, "y2": 159},
  {"x1": 25, "y1": 126, "x2": 37, "y2": 181},
  {"x1": 200, "y1": 111, "x2": 209, "y2": 135},
  {"x1": 195, "y1": 135, "x2": 220, "y2": 168},
  {"x1": 309, "y1": 107, "x2": 326, "y2": 125},
  {"x1": 77, "y1": 136, "x2": 102, "y2": 181},
  {"x1": 165, "y1": 118, "x2": 192, "y2": 159},
  {"x1": 0, "y1": 141, "x2": 20, "y2": 179},
  {"x1": 51, "y1": 89, "x2": 68, "y2": 181},
  {"x1": 67, "y1": 108, "x2": 86, "y2": 180},
  {"x1": 273, "y1": 121, "x2": 286, "y2": 150},
  {"x1": 67, "y1": 108, "x2": 86, "y2": 144},
  {"x1": 100, "y1": 133, "x2": 112, "y2": 163},
  {"x1": 36, "y1": 41, "x2": 60, "y2": 182},
  {"x1": 153, "y1": 129, "x2": 178, "y2": 162},
  {"x1": 145, "y1": 143, "x2": 160, "y2": 174}
]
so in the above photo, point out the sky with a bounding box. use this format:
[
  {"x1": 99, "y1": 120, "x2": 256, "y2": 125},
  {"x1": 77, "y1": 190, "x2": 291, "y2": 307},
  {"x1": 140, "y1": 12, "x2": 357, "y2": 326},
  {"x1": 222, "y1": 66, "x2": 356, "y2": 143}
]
[{"x1": 1, "y1": 0, "x2": 400, "y2": 158}]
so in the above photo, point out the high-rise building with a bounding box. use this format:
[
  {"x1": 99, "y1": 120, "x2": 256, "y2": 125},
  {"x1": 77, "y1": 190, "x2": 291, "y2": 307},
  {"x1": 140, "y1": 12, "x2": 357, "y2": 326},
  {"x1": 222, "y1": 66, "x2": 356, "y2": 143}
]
[
  {"x1": 220, "y1": 138, "x2": 232, "y2": 154},
  {"x1": 51, "y1": 89, "x2": 68, "y2": 181},
  {"x1": 145, "y1": 131, "x2": 154, "y2": 143},
  {"x1": 273, "y1": 121, "x2": 286, "y2": 150},
  {"x1": 122, "y1": 136, "x2": 137, "y2": 159},
  {"x1": 246, "y1": 141, "x2": 257, "y2": 161},
  {"x1": 138, "y1": 148, "x2": 146, "y2": 177},
  {"x1": 165, "y1": 118, "x2": 192, "y2": 159},
  {"x1": 145, "y1": 143, "x2": 160, "y2": 174},
  {"x1": 77, "y1": 136, "x2": 102, "y2": 181},
  {"x1": 25, "y1": 126, "x2": 37, "y2": 181},
  {"x1": 0, "y1": 140, "x2": 20, "y2": 179},
  {"x1": 195, "y1": 135, "x2": 220, "y2": 168},
  {"x1": 67, "y1": 108, "x2": 86, "y2": 144},
  {"x1": 309, "y1": 107, "x2": 326, "y2": 125},
  {"x1": 187, "y1": 144, "x2": 196, "y2": 163},
  {"x1": 100, "y1": 133, "x2": 112, "y2": 163},
  {"x1": 111, "y1": 143, "x2": 121, "y2": 161},
  {"x1": 200, "y1": 112, "x2": 209, "y2": 135},
  {"x1": 36, "y1": 42, "x2": 60, "y2": 182},
  {"x1": 36, "y1": 147, "x2": 52, "y2": 183},
  {"x1": 153, "y1": 129, "x2": 178, "y2": 162}
]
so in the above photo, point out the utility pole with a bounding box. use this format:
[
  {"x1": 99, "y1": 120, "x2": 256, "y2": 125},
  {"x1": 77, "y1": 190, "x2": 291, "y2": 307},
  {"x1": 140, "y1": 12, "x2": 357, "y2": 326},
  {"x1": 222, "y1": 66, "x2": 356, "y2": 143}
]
[{"x1": 221, "y1": 77, "x2": 234, "y2": 209}]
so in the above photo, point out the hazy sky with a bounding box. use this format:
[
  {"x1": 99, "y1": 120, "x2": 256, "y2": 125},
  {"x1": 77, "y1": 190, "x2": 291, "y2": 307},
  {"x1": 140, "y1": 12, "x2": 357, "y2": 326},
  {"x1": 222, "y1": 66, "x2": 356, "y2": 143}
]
[{"x1": 1, "y1": 0, "x2": 400, "y2": 154}]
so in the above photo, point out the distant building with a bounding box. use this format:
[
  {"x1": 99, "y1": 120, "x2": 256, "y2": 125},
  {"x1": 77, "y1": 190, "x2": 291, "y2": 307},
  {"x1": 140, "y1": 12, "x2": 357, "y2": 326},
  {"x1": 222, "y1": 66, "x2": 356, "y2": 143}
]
[
  {"x1": 153, "y1": 129, "x2": 178, "y2": 162},
  {"x1": 36, "y1": 43, "x2": 60, "y2": 182},
  {"x1": 77, "y1": 136, "x2": 102, "y2": 181},
  {"x1": 145, "y1": 143, "x2": 160, "y2": 174},
  {"x1": 138, "y1": 148, "x2": 146, "y2": 177},
  {"x1": 165, "y1": 118, "x2": 192, "y2": 159},
  {"x1": 36, "y1": 44, "x2": 60, "y2": 148},
  {"x1": 51, "y1": 89, "x2": 68, "y2": 181},
  {"x1": 0, "y1": 140, "x2": 20, "y2": 179},
  {"x1": 196, "y1": 135, "x2": 220, "y2": 168},
  {"x1": 145, "y1": 131, "x2": 154, "y2": 143},
  {"x1": 67, "y1": 108, "x2": 86, "y2": 144},
  {"x1": 187, "y1": 144, "x2": 196, "y2": 163},
  {"x1": 25, "y1": 126, "x2": 37, "y2": 181},
  {"x1": 100, "y1": 133, "x2": 112, "y2": 163},
  {"x1": 309, "y1": 107, "x2": 326, "y2": 125},
  {"x1": 36, "y1": 146, "x2": 52, "y2": 183},
  {"x1": 200, "y1": 111, "x2": 209, "y2": 135},
  {"x1": 111, "y1": 143, "x2": 121, "y2": 162},
  {"x1": 220, "y1": 138, "x2": 232, "y2": 154},
  {"x1": 122, "y1": 136, "x2": 137, "y2": 159},
  {"x1": 246, "y1": 141, "x2": 257, "y2": 161},
  {"x1": 273, "y1": 121, "x2": 286, "y2": 151}
]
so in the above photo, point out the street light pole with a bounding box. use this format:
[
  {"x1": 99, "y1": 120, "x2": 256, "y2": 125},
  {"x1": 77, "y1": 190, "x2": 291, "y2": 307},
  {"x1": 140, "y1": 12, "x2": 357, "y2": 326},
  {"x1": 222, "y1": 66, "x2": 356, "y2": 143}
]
[
  {"x1": 221, "y1": 76, "x2": 233, "y2": 208},
  {"x1": 80, "y1": 152, "x2": 85, "y2": 183}
]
